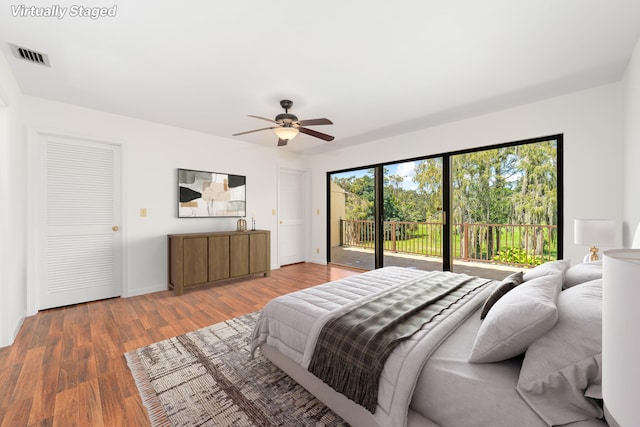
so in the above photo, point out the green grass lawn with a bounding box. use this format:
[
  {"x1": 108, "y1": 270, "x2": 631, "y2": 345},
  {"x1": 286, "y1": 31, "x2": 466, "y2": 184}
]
[{"x1": 375, "y1": 223, "x2": 557, "y2": 266}]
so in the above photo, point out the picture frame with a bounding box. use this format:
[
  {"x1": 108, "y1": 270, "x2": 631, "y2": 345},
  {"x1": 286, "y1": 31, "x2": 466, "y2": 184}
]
[{"x1": 177, "y1": 168, "x2": 246, "y2": 218}]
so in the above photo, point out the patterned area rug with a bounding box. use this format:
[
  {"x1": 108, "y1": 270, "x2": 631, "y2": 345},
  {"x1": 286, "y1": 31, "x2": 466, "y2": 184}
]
[{"x1": 125, "y1": 311, "x2": 347, "y2": 426}]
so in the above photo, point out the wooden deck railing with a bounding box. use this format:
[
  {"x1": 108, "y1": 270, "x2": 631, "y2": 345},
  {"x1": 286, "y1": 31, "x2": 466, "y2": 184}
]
[{"x1": 339, "y1": 219, "x2": 557, "y2": 267}]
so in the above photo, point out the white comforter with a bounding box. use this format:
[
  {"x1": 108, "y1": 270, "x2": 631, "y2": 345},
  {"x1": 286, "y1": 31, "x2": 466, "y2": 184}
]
[{"x1": 251, "y1": 267, "x2": 494, "y2": 427}]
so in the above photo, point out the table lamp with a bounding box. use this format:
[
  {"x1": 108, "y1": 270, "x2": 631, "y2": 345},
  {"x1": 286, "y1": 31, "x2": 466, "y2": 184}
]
[
  {"x1": 602, "y1": 249, "x2": 640, "y2": 427},
  {"x1": 574, "y1": 219, "x2": 616, "y2": 263}
]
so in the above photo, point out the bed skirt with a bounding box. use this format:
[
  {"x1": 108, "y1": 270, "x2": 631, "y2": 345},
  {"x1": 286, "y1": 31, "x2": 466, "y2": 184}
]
[{"x1": 260, "y1": 344, "x2": 439, "y2": 427}]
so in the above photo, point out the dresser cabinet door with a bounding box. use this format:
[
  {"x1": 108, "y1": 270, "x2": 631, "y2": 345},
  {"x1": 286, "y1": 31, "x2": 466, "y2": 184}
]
[
  {"x1": 183, "y1": 237, "x2": 208, "y2": 286},
  {"x1": 208, "y1": 235, "x2": 230, "y2": 281},
  {"x1": 230, "y1": 234, "x2": 249, "y2": 277},
  {"x1": 250, "y1": 232, "x2": 268, "y2": 273}
]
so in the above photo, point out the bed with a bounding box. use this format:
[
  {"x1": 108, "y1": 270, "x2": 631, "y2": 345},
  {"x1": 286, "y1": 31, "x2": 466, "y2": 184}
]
[{"x1": 250, "y1": 261, "x2": 608, "y2": 427}]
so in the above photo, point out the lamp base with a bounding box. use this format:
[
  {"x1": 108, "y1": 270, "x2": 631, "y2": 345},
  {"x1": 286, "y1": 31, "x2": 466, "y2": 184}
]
[{"x1": 583, "y1": 246, "x2": 600, "y2": 263}]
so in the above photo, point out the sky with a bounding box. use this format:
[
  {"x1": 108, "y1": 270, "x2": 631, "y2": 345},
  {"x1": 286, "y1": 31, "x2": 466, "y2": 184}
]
[{"x1": 331, "y1": 161, "x2": 419, "y2": 191}]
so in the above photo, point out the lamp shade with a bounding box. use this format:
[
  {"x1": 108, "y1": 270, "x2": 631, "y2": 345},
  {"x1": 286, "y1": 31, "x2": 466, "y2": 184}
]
[
  {"x1": 574, "y1": 219, "x2": 616, "y2": 246},
  {"x1": 274, "y1": 126, "x2": 299, "y2": 140},
  {"x1": 602, "y1": 249, "x2": 640, "y2": 427}
]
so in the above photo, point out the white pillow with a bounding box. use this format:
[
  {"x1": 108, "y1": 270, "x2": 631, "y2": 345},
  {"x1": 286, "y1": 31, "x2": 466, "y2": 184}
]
[
  {"x1": 523, "y1": 259, "x2": 570, "y2": 282},
  {"x1": 468, "y1": 272, "x2": 563, "y2": 363},
  {"x1": 517, "y1": 279, "x2": 603, "y2": 424},
  {"x1": 563, "y1": 261, "x2": 602, "y2": 289}
]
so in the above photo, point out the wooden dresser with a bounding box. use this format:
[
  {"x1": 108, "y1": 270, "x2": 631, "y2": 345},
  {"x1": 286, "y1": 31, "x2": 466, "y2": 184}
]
[{"x1": 168, "y1": 230, "x2": 270, "y2": 295}]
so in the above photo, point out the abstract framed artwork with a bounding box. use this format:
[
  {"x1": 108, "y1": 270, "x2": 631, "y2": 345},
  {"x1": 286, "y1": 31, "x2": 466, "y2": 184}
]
[{"x1": 178, "y1": 168, "x2": 246, "y2": 217}]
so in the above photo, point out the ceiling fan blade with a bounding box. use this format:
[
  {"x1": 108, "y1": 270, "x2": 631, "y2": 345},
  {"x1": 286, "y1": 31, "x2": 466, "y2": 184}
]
[
  {"x1": 277, "y1": 138, "x2": 288, "y2": 147},
  {"x1": 232, "y1": 126, "x2": 276, "y2": 136},
  {"x1": 248, "y1": 114, "x2": 278, "y2": 124},
  {"x1": 298, "y1": 118, "x2": 333, "y2": 126},
  {"x1": 299, "y1": 127, "x2": 335, "y2": 141}
]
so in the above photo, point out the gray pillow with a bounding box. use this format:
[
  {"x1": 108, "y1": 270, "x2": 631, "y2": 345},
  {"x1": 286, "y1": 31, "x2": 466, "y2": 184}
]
[
  {"x1": 563, "y1": 261, "x2": 602, "y2": 289},
  {"x1": 468, "y1": 272, "x2": 562, "y2": 363},
  {"x1": 479, "y1": 271, "x2": 524, "y2": 319},
  {"x1": 516, "y1": 279, "x2": 603, "y2": 425}
]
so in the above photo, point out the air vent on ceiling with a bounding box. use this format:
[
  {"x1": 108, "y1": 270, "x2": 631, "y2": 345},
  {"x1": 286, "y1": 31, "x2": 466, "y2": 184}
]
[{"x1": 9, "y1": 43, "x2": 51, "y2": 67}]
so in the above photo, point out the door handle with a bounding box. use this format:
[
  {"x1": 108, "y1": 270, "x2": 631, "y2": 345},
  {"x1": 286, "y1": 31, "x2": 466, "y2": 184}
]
[
  {"x1": 279, "y1": 221, "x2": 283, "y2": 224},
  {"x1": 112, "y1": 225, "x2": 119, "y2": 232}
]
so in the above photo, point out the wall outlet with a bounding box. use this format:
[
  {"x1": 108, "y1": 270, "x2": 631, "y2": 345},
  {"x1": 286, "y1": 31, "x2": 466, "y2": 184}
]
[
  {"x1": 272, "y1": 209, "x2": 276, "y2": 215},
  {"x1": 140, "y1": 207, "x2": 147, "y2": 217},
  {"x1": 316, "y1": 248, "x2": 320, "y2": 254},
  {"x1": 316, "y1": 209, "x2": 320, "y2": 215}
]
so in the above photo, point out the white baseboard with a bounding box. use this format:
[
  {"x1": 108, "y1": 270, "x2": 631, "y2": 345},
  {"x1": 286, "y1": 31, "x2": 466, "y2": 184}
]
[
  {"x1": 1, "y1": 313, "x2": 25, "y2": 348},
  {"x1": 124, "y1": 284, "x2": 166, "y2": 298}
]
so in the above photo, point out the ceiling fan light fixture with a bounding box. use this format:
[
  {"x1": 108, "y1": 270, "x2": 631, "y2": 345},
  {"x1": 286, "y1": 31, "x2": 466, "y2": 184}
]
[
  {"x1": 233, "y1": 100, "x2": 333, "y2": 145},
  {"x1": 274, "y1": 126, "x2": 299, "y2": 140}
]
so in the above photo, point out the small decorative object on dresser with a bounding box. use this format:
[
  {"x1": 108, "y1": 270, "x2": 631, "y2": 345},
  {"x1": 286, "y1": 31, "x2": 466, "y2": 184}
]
[
  {"x1": 167, "y1": 230, "x2": 270, "y2": 295},
  {"x1": 237, "y1": 217, "x2": 247, "y2": 231}
]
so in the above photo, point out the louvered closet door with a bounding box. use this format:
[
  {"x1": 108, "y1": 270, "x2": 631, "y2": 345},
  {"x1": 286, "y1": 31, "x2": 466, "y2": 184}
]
[{"x1": 40, "y1": 135, "x2": 122, "y2": 309}]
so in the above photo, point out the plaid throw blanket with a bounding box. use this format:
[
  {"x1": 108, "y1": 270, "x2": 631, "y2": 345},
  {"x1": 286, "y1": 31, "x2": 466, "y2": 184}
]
[{"x1": 307, "y1": 271, "x2": 491, "y2": 413}]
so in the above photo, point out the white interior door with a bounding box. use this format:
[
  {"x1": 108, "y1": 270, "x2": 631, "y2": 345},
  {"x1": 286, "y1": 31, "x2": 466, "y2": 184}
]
[
  {"x1": 278, "y1": 168, "x2": 306, "y2": 266},
  {"x1": 37, "y1": 132, "x2": 122, "y2": 310}
]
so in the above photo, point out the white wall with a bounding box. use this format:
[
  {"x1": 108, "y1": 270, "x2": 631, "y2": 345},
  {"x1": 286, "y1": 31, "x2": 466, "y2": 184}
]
[
  {"x1": 0, "y1": 70, "x2": 310, "y2": 346},
  {"x1": 309, "y1": 83, "x2": 625, "y2": 265},
  {"x1": 0, "y1": 48, "x2": 305, "y2": 347},
  {"x1": 622, "y1": 38, "x2": 640, "y2": 246},
  {"x1": 0, "y1": 83, "x2": 9, "y2": 347},
  {"x1": 15, "y1": 95, "x2": 308, "y2": 304}
]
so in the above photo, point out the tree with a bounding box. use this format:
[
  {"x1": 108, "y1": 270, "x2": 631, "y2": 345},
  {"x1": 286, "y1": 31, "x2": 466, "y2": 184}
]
[
  {"x1": 411, "y1": 140, "x2": 557, "y2": 259},
  {"x1": 332, "y1": 140, "x2": 558, "y2": 262},
  {"x1": 510, "y1": 142, "x2": 558, "y2": 255},
  {"x1": 413, "y1": 158, "x2": 443, "y2": 221},
  {"x1": 333, "y1": 170, "x2": 375, "y2": 220}
]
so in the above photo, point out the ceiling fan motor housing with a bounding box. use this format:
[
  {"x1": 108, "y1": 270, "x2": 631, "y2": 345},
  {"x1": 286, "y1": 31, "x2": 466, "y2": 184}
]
[{"x1": 275, "y1": 113, "x2": 298, "y2": 124}]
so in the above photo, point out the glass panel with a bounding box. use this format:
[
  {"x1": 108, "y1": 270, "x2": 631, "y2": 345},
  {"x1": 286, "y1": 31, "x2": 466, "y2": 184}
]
[
  {"x1": 382, "y1": 159, "x2": 444, "y2": 271},
  {"x1": 329, "y1": 168, "x2": 376, "y2": 270},
  {"x1": 450, "y1": 141, "x2": 558, "y2": 280}
]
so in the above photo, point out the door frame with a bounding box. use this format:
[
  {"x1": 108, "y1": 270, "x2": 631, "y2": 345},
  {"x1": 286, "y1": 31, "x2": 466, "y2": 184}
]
[{"x1": 26, "y1": 128, "x2": 126, "y2": 315}]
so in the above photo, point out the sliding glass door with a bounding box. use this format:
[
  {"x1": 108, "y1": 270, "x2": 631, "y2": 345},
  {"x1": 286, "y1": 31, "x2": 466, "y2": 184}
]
[
  {"x1": 329, "y1": 168, "x2": 376, "y2": 270},
  {"x1": 327, "y1": 135, "x2": 562, "y2": 276},
  {"x1": 382, "y1": 159, "x2": 444, "y2": 271},
  {"x1": 450, "y1": 140, "x2": 560, "y2": 279}
]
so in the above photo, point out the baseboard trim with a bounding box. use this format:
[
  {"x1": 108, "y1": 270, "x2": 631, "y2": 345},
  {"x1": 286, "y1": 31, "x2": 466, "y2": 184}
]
[
  {"x1": 124, "y1": 284, "x2": 166, "y2": 298},
  {"x1": 1, "y1": 313, "x2": 25, "y2": 348}
]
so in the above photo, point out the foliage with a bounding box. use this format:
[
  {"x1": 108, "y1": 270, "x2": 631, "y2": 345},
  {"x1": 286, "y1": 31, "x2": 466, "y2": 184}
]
[
  {"x1": 332, "y1": 170, "x2": 375, "y2": 220},
  {"x1": 331, "y1": 140, "x2": 558, "y2": 259},
  {"x1": 492, "y1": 248, "x2": 544, "y2": 266}
]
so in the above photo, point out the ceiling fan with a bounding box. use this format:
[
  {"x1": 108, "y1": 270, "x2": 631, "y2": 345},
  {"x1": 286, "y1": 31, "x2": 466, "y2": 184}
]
[{"x1": 233, "y1": 99, "x2": 334, "y2": 147}]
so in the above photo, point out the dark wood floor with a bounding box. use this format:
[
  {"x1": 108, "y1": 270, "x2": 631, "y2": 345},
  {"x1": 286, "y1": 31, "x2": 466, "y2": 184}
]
[{"x1": 0, "y1": 263, "x2": 359, "y2": 427}]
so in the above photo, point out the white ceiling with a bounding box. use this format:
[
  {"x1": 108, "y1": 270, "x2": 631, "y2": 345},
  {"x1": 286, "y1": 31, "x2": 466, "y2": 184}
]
[{"x1": 2, "y1": 1, "x2": 640, "y2": 154}]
